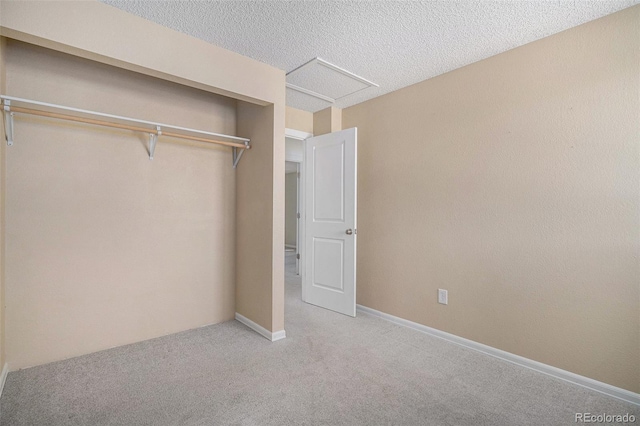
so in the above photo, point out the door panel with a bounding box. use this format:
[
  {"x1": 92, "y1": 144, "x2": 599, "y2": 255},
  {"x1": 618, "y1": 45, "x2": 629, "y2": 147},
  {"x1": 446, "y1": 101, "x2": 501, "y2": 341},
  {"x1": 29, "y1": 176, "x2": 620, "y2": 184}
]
[
  {"x1": 303, "y1": 128, "x2": 357, "y2": 317},
  {"x1": 312, "y1": 237, "x2": 344, "y2": 292},
  {"x1": 313, "y1": 142, "x2": 344, "y2": 221}
]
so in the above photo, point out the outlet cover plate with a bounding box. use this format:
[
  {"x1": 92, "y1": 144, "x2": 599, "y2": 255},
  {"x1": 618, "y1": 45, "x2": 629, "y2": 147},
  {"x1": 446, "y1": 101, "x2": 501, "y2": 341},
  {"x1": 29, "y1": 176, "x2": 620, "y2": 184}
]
[{"x1": 438, "y1": 289, "x2": 448, "y2": 305}]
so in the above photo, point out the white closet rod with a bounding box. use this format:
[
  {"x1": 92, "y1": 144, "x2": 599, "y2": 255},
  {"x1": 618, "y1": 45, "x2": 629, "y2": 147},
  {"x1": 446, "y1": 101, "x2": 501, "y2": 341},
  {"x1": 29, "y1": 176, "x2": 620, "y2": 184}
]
[{"x1": 1, "y1": 95, "x2": 251, "y2": 167}]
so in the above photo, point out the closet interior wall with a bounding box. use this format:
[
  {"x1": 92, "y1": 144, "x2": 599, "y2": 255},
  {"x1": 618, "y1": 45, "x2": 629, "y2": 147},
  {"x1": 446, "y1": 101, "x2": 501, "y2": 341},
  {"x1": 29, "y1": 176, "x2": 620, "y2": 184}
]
[{"x1": 4, "y1": 40, "x2": 238, "y2": 369}]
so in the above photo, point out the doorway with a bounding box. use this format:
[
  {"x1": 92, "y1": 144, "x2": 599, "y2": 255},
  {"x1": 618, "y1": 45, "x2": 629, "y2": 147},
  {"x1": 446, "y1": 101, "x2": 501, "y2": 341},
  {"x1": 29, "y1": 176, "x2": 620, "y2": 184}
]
[
  {"x1": 285, "y1": 128, "x2": 312, "y2": 278},
  {"x1": 285, "y1": 160, "x2": 300, "y2": 274},
  {"x1": 284, "y1": 127, "x2": 358, "y2": 317}
]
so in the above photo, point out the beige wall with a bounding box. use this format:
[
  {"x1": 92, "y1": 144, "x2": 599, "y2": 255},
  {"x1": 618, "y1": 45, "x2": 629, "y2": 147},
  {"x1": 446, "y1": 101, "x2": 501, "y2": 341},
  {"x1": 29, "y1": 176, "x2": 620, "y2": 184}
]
[
  {"x1": 285, "y1": 172, "x2": 297, "y2": 247},
  {"x1": 0, "y1": 36, "x2": 6, "y2": 369},
  {"x1": 236, "y1": 100, "x2": 285, "y2": 334},
  {"x1": 285, "y1": 106, "x2": 313, "y2": 134},
  {"x1": 343, "y1": 6, "x2": 639, "y2": 393},
  {"x1": 313, "y1": 106, "x2": 342, "y2": 136},
  {"x1": 4, "y1": 41, "x2": 238, "y2": 369},
  {"x1": 236, "y1": 102, "x2": 275, "y2": 331}
]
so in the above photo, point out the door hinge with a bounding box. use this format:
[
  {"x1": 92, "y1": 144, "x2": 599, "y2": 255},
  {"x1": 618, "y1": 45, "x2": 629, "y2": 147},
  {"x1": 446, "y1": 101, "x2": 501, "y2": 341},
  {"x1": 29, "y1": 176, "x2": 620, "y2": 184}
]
[
  {"x1": 296, "y1": 253, "x2": 300, "y2": 260},
  {"x1": 297, "y1": 212, "x2": 301, "y2": 219}
]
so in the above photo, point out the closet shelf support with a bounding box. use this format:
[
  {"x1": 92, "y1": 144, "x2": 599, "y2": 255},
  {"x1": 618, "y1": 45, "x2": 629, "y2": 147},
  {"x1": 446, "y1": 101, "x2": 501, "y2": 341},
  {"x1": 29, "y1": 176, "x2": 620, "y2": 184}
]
[
  {"x1": 233, "y1": 141, "x2": 250, "y2": 168},
  {"x1": 149, "y1": 126, "x2": 161, "y2": 160},
  {"x1": 3, "y1": 100, "x2": 14, "y2": 146}
]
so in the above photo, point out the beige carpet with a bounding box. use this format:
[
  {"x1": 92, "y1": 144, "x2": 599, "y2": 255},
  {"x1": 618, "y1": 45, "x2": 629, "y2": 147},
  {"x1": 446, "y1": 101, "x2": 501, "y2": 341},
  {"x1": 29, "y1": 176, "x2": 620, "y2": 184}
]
[{"x1": 1, "y1": 252, "x2": 637, "y2": 425}]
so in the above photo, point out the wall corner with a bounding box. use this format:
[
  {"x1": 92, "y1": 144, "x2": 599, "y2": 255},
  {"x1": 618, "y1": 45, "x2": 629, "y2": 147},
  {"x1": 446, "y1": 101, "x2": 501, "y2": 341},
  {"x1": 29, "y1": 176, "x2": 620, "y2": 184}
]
[
  {"x1": 285, "y1": 105, "x2": 313, "y2": 134},
  {"x1": 313, "y1": 106, "x2": 342, "y2": 136}
]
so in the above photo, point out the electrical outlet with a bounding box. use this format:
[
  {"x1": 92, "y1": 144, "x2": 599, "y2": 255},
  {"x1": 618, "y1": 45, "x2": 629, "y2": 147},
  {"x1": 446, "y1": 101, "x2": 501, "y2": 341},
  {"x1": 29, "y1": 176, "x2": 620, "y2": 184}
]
[{"x1": 438, "y1": 289, "x2": 448, "y2": 305}]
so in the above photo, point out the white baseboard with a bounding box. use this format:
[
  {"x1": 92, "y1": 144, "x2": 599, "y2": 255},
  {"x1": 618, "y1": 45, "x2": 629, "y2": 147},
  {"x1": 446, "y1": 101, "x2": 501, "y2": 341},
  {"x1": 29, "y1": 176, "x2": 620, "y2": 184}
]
[
  {"x1": 0, "y1": 363, "x2": 8, "y2": 399},
  {"x1": 356, "y1": 305, "x2": 640, "y2": 407},
  {"x1": 235, "y1": 313, "x2": 286, "y2": 342},
  {"x1": 271, "y1": 330, "x2": 286, "y2": 341}
]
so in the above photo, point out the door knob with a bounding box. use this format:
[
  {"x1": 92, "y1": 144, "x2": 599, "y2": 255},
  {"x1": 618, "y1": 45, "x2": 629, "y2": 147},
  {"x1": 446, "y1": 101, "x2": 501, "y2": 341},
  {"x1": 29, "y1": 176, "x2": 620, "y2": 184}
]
[{"x1": 346, "y1": 229, "x2": 353, "y2": 235}]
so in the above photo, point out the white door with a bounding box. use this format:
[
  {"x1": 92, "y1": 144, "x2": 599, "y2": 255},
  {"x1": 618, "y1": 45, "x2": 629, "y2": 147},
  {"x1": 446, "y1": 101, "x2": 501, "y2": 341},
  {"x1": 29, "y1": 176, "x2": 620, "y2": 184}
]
[
  {"x1": 295, "y1": 163, "x2": 301, "y2": 275},
  {"x1": 303, "y1": 128, "x2": 357, "y2": 317}
]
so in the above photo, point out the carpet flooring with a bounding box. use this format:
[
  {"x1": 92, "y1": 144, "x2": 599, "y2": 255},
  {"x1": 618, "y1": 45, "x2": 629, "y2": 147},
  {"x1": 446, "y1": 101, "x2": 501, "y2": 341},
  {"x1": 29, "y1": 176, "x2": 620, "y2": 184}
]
[{"x1": 1, "y1": 252, "x2": 637, "y2": 425}]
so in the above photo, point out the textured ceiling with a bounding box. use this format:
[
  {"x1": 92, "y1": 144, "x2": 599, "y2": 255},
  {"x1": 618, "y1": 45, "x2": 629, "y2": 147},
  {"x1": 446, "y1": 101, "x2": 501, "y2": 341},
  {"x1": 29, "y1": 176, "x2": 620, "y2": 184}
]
[{"x1": 100, "y1": 0, "x2": 638, "y2": 112}]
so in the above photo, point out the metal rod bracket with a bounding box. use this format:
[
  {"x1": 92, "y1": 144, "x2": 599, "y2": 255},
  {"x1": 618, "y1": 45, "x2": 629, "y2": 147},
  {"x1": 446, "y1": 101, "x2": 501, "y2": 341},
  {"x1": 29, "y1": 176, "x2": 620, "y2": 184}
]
[
  {"x1": 232, "y1": 141, "x2": 250, "y2": 168},
  {"x1": 3, "y1": 100, "x2": 14, "y2": 146},
  {"x1": 232, "y1": 147, "x2": 240, "y2": 168},
  {"x1": 149, "y1": 126, "x2": 161, "y2": 160}
]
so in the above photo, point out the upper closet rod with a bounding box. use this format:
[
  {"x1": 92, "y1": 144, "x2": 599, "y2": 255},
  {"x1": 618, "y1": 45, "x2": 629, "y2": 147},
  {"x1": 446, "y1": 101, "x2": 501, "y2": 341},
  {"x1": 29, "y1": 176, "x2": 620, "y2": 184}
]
[{"x1": 1, "y1": 95, "x2": 251, "y2": 167}]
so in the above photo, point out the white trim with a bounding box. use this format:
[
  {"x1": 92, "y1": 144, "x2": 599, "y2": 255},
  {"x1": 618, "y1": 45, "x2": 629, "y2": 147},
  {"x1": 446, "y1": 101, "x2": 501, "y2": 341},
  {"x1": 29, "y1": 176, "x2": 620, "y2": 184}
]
[
  {"x1": 295, "y1": 162, "x2": 301, "y2": 276},
  {"x1": 235, "y1": 313, "x2": 286, "y2": 342},
  {"x1": 271, "y1": 330, "x2": 286, "y2": 342},
  {"x1": 356, "y1": 305, "x2": 640, "y2": 407},
  {"x1": 315, "y1": 57, "x2": 379, "y2": 88},
  {"x1": 298, "y1": 160, "x2": 305, "y2": 280},
  {"x1": 285, "y1": 128, "x2": 313, "y2": 141},
  {"x1": 0, "y1": 363, "x2": 8, "y2": 400},
  {"x1": 286, "y1": 83, "x2": 335, "y2": 103},
  {"x1": 286, "y1": 57, "x2": 320, "y2": 76}
]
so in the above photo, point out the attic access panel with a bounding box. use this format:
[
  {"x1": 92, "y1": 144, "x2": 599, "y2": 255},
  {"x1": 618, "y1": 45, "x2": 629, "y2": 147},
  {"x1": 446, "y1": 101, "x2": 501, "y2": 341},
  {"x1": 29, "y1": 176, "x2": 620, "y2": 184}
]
[
  {"x1": 286, "y1": 58, "x2": 378, "y2": 108},
  {"x1": 285, "y1": 86, "x2": 335, "y2": 112}
]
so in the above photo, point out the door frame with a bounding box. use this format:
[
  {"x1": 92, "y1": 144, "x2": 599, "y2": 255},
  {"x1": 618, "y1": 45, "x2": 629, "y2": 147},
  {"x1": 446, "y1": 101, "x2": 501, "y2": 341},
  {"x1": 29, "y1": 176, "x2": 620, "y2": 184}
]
[{"x1": 285, "y1": 128, "x2": 313, "y2": 279}]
